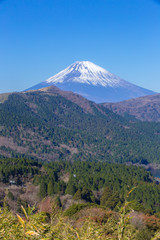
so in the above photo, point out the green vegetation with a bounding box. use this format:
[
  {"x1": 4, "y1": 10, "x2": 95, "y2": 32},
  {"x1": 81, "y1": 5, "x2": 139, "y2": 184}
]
[
  {"x1": 1, "y1": 89, "x2": 160, "y2": 238},
  {"x1": 36, "y1": 160, "x2": 160, "y2": 214},
  {"x1": 0, "y1": 91, "x2": 160, "y2": 163},
  {"x1": 0, "y1": 158, "x2": 41, "y2": 184},
  {"x1": 1, "y1": 158, "x2": 160, "y2": 215},
  {"x1": 1, "y1": 197, "x2": 160, "y2": 239},
  {"x1": 0, "y1": 158, "x2": 160, "y2": 238}
]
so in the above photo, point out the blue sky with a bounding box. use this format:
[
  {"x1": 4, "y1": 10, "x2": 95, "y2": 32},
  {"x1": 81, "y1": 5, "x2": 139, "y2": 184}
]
[{"x1": 0, "y1": 0, "x2": 160, "y2": 93}]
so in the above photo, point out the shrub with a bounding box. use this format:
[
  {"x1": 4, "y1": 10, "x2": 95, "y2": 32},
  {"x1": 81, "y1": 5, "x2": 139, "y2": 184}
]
[{"x1": 7, "y1": 191, "x2": 14, "y2": 200}]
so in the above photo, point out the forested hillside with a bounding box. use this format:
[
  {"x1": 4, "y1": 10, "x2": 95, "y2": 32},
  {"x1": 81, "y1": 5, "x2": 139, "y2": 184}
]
[
  {"x1": 0, "y1": 158, "x2": 160, "y2": 214},
  {"x1": 1, "y1": 87, "x2": 160, "y2": 163},
  {"x1": 103, "y1": 93, "x2": 160, "y2": 122},
  {"x1": 1, "y1": 158, "x2": 160, "y2": 240}
]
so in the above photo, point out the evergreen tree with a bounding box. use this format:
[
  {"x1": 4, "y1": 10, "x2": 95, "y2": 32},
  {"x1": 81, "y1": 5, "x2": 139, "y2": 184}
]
[
  {"x1": 105, "y1": 192, "x2": 120, "y2": 210},
  {"x1": 7, "y1": 191, "x2": 14, "y2": 200},
  {"x1": 47, "y1": 181, "x2": 54, "y2": 196},
  {"x1": 65, "y1": 181, "x2": 76, "y2": 196},
  {"x1": 39, "y1": 180, "x2": 47, "y2": 199},
  {"x1": 100, "y1": 187, "x2": 112, "y2": 206},
  {"x1": 73, "y1": 189, "x2": 82, "y2": 200},
  {"x1": 55, "y1": 196, "x2": 62, "y2": 207},
  {"x1": 81, "y1": 187, "x2": 92, "y2": 202}
]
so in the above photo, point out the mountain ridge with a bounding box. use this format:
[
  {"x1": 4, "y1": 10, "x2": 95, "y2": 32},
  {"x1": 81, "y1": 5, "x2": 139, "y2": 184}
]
[
  {"x1": 1, "y1": 86, "x2": 160, "y2": 163},
  {"x1": 102, "y1": 93, "x2": 160, "y2": 122}
]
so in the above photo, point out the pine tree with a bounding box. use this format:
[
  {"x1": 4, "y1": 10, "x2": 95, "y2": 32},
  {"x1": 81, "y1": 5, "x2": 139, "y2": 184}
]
[
  {"x1": 55, "y1": 196, "x2": 62, "y2": 207},
  {"x1": 65, "y1": 181, "x2": 76, "y2": 196},
  {"x1": 7, "y1": 191, "x2": 14, "y2": 200},
  {"x1": 47, "y1": 181, "x2": 54, "y2": 196},
  {"x1": 100, "y1": 186, "x2": 112, "y2": 206},
  {"x1": 39, "y1": 180, "x2": 47, "y2": 199},
  {"x1": 73, "y1": 189, "x2": 82, "y2": 200},
  {"x1": 81, "y1": 187, "x2": 91, "y2": 202}
]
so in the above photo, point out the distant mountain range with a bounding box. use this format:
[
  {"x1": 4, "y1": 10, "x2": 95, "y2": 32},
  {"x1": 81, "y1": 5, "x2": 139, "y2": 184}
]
[
  {"x1": 103, "y1": 93, "x2": 160, "y2": 122},
  {"x1": 1, "y1": 86, "x2": 160, "y2": 163},
  {"x1": 26, "y1": 61, "x2": 156, "y2": 103}
]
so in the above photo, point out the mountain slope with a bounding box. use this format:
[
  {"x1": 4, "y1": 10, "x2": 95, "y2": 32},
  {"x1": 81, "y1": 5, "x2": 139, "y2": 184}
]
[
  {"x1": 1, "y1": 86, "x2": 160, "y2": 163},
  {"x1": 26, "y1": 61, "x2": 155, "y2": 103},
  {"x1": 103, "y1": 93, "x2": 160, "y2": 122}
]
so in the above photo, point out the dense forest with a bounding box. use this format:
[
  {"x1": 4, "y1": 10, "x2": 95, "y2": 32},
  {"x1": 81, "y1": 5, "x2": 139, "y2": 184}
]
[
  {"x1": 38, "y1": 160, "x2": 160, "y2": 214},
  {"x1": 1, "y1": 89, "x2": 160, "y2": 163},
  {"x1": 1, "y1": 158, "x2": 160, "y2": 215}
]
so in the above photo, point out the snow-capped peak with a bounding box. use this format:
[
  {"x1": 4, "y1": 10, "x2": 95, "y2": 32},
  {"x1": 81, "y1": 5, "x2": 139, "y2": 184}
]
[
  {"x1": 26, "y1": 60, "x2": 156, "y2": 103},
  {"x1": 45, "y1": 61, "x2": 124, "y2": 87}
]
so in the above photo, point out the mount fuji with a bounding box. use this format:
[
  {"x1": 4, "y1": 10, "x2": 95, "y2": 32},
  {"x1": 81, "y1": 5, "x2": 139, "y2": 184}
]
[{"x1": 26, "y1": 61, "x2": 156, "y2": 103}]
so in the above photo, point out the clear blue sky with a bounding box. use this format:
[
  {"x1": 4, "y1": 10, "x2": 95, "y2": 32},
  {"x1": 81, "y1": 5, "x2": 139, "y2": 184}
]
[{"x1": 0, "y1": 0, "x2": 160, "y2": 93}]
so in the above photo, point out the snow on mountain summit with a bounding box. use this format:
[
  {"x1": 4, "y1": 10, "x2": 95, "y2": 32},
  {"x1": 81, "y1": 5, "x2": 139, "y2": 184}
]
[
  {"x1": 45, "y1": 61, "x2": 124, "y2": 87},
  {"x1": 26, "y1": 61, "x2": 156, "y2": 103}
]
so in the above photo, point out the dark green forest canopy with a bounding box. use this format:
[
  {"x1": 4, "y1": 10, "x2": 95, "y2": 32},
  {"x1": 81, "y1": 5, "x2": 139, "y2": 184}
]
[
  {"x1": 1, "y1": 158, "x2": 160, "y2": 214},
  {"x1": 0, "y1": 158, "x2": 41, "y2": 183},
  {"x1": 0, "y1": 91, "x2": 160, "y2": 163}
]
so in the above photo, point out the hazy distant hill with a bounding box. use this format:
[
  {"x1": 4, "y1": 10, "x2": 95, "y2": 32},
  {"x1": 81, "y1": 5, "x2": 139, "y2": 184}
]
[
  {"x1": 103, "y1": 94, "x2": 160, "y2": 122},
  {"x1": 1, "y1": 86, "x2": 160, "y2": 163}
]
